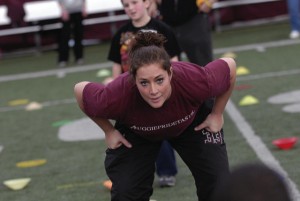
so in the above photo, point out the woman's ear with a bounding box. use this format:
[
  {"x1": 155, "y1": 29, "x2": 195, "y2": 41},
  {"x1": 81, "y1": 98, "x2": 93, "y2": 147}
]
[{"x1": 169, "y1": 66, "x2": 173, "y2": 80}]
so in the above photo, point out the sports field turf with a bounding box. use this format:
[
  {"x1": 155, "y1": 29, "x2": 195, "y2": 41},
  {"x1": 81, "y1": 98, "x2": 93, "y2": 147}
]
[{"x1": 0, "y1": 21, "x2": 300, "y2": 200}]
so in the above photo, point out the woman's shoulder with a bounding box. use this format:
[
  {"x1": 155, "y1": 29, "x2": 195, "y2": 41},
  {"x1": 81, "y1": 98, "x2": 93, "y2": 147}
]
[
  {"x1": 171, "y1": 61, "x2": 204, "y2": 81},
  {"x1": 109, "y1": 73, "x2": 136, "y2": 91},
  {"x1": 171, "y1": 61, "x2": 202, "y2": 71},
  {"x1": 172, "y1": 59, "x2": 231, "y2": 85},
  {"x1": 172, "y1": 59, "x2": 228, "y2": 71}
]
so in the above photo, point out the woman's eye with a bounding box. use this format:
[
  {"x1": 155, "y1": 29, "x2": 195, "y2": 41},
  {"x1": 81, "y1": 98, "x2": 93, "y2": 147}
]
[
  {"x1": 156, "y1": 78, "x2": 164, "y2": 84},
  {"x1": 140, "y1": 81, "x2": 147, "y2": 86}
]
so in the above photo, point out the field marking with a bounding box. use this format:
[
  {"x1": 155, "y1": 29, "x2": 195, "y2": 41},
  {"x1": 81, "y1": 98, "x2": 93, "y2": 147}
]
[
  {"x1": 57, "y1": 180, "x2": 102, "y2": 190},
  {"x1": 214, "y1": 38, "x2": 300, "y2": 54},
  {"x1": 1, "y1": 38, "x2": 300, "y2": 83},
  {"x1": 1, "y1": 62, "x2": 299, "y2": 83},
  {"x1": 0, "y1": 62, "x2": 112, "y2": 83},
  {"x1": 226, "y1": 100, "x2": 300, "y2": 201},
  {"x1": 237, "y1": 68, "x2": 300, "y2": 82},
  {"x1": 58, "y1": 118, "x2": 105, "y2": 141}
]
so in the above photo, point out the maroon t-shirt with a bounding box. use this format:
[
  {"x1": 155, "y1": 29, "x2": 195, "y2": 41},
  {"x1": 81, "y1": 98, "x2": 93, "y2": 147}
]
[{"x1": 83, "y1": 59, "x2": 230, "y2": 140}]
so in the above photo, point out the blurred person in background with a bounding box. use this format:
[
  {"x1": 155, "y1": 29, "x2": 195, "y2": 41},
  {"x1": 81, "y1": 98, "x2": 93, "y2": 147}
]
[
  {"x1": 4, "y1": 0, "x2": 27, "y2": 45},
  {"x1": 149, "y1": 0, "x2": 217, "y2": 66},
  {"x1": 4, "y1": 0, "x2": 26, "y2": 28},
  {"x1": 57, "y1": 0, "x2": 87, "y2": 67},
  {"x1": 149, "y1": 0, "x2": 218, "y2": 137},
  {"x1": 287, "y1": 0, "x2": 300, "y2": 39}
]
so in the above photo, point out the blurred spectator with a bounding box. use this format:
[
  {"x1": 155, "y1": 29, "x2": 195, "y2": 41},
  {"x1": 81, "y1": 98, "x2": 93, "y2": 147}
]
[
  {"x1": 287, "y1": 0, "x2": 300, "y2": 39},
  {"x1": 57, "y1": 0, "x2": 87, "y2": 67},
  {"x1": 212, "y1": 163, "x2": 292, "y2": 201},
  {"x1": 4, "y1": 0, "x2": 26, "y2": 27},
  {"x1": 150, "y1": 0, "x2": 217, "y2": 66}
]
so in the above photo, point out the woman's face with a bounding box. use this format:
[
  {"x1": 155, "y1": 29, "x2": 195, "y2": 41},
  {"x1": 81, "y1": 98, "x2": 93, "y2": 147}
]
[{"x1": 135, "y1": 63, "x2": 172, "y2": 108}]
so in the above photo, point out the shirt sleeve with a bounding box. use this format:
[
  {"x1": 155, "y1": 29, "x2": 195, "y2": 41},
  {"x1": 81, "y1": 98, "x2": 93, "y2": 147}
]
[
  {"x1": 172, "y1": 59, "x2": 230, "y2": 103},
  {"x1": 82, "y1": 82, "x2": 108, "y2": 118},
  {"x1": 82, "y1": 75, "x2": 132, "y2": 119},
  {"x1": 204, "y1": 59, "x2": 231, "y2": 97}
]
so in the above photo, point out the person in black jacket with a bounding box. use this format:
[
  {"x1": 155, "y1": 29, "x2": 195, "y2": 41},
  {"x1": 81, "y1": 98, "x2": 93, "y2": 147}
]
[{"x1": 149, "y1": 0, "x2": 217, "y2": 66}]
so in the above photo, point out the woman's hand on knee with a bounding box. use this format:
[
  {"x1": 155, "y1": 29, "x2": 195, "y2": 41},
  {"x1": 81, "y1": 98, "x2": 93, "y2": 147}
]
[
  {"x1": 194, "y1": 113, "x2": 224, "y2": 133},
  {"x1": 105, "y1": 129, "x2": 132, "y2": 149}
]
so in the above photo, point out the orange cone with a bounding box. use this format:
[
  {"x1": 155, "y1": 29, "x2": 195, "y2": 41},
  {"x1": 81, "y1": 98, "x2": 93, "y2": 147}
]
[{"x1": 103, "y1": 180, "x2": 112, "y2": 190}]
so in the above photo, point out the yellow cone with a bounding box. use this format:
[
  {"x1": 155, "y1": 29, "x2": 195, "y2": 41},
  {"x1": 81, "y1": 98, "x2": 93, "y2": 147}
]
[
  {"x1": 239, "y1": 95, "x2": 259, "y2": 106},
  {"x1": 3, "y1": 178, "x2": 31, "y2": 190},
  {"x1": 103, "y1": 180, "x2": 112, "y2": 190},
  {"x1": 8, "y1": 99, "x2": 29, "y2": 106},
  {"x1": 222, "y1": 52, "x2": 237, "y2": 59},
  {"x1": 237, "y1": 66, "x2": 250, "y2": 75},
  {"x1": 16, "y1": 159, "x2": 47, "y2": 168}
]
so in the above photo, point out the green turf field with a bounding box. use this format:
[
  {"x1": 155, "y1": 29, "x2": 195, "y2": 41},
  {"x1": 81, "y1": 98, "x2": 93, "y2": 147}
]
[{"x1": 0, "y1": 21, "x2": 300, "y2": 201}]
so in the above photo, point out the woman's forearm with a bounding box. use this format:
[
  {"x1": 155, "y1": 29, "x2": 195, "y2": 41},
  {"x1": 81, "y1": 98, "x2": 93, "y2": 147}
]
[
  {"x1": 90, "y1": 117, "x2": 115, "y2": 135},
  {"x1": 212, "y1": 58, "x2": 236, "y2": 115}
]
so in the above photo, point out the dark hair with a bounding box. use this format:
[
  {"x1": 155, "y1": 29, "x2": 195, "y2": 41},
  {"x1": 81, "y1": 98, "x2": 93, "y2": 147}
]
[
  {"x1": 128, "y1": 30, "x2": 171, "y2": 78},
  {"x1": 212, "y1": 163, "x2": 292, "y2": 201}
]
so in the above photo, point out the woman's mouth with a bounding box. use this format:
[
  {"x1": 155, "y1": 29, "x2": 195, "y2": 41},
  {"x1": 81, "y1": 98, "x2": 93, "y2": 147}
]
[{"x1": 150, "y1": 97, "x2": 160, "y2": 103}]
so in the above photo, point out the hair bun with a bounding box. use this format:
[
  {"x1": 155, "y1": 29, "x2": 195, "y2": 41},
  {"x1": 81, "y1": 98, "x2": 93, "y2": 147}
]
[
  {"x1": 128, "y1": 29, "x2": 171, "y2": 77},
  {"x1": 132, "y1": 30, "x2": 166, "y2": 50}
]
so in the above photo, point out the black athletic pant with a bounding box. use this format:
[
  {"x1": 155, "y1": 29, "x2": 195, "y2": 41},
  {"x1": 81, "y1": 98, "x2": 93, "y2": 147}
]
[
  {"x1": 174, "y1": 12, "x2": 213, "y2": 66},
  {"x1": 57, "y1": 12, "x2": 84, "y2": 63},
  {"x1": 105, "y1": 102, "x2": 229, "y2": 201}
]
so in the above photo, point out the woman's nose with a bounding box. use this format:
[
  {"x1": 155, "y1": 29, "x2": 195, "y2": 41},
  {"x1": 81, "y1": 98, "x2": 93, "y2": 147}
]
[{"x1": 149, "y1": 83, "x2": 158, "y2": 94}]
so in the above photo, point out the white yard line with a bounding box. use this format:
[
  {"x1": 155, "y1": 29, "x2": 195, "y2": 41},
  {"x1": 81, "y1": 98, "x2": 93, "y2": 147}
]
[
  {"x1": 237, "y1": 68, "x2": 300, "y2": 82},
  {"x1": 226, "y1": 100, "x2": 300, "y2": 201},
  {"x1": 213, "y1": 38, "x2": 300, "y2": 54},
  {"x1": 0, "y1": 62, "x2": 112, "y2": 83},
  {"x1": 1, "y1": 38, "x2": 300, "y2": 83}
]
